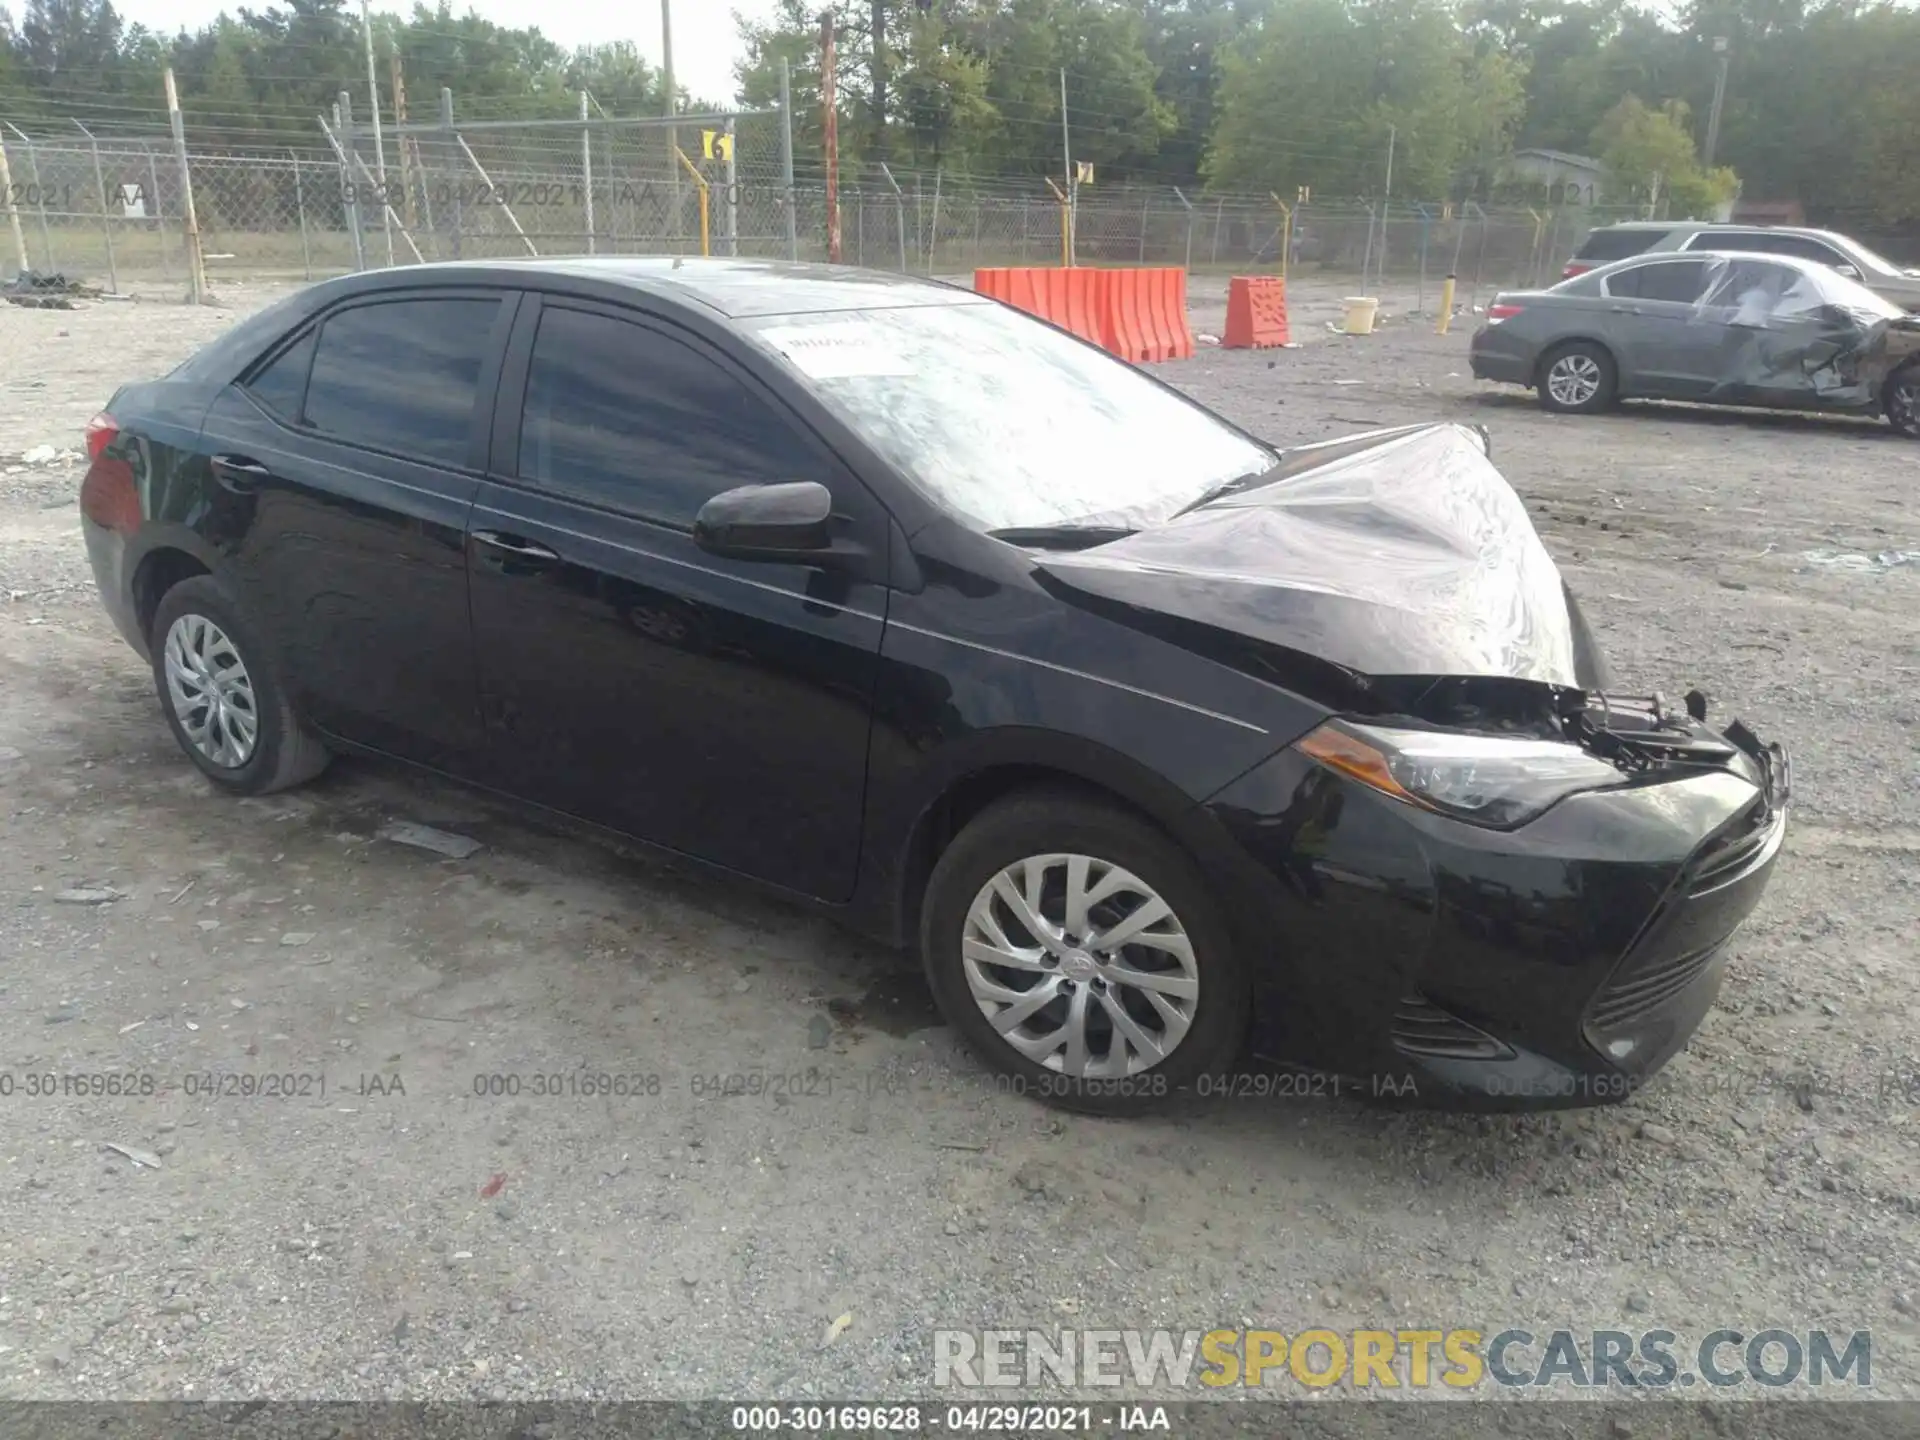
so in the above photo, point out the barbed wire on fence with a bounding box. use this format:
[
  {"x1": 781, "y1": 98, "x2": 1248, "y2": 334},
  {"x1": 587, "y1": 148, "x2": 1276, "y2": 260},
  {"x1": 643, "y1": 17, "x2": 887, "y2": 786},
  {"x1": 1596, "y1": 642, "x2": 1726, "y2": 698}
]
[{"x1": 1, "y1": 103, "x2": 1683, "y2": 306}]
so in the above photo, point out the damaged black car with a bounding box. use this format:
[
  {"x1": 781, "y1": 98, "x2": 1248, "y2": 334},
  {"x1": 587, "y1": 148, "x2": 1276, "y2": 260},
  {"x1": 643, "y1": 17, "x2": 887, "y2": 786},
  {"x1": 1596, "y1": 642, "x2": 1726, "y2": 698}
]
[
  {"x1": 1471, "y1": 249, "x2": 1920, "y2": 435},
  {"x1": 79, "y1": 257, "x2": 1789, "y2": 1116}
]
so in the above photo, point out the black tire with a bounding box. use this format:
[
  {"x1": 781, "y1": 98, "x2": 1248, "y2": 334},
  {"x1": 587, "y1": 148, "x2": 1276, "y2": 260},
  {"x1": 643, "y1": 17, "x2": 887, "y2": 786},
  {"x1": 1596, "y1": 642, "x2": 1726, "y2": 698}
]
[
  {"x1": 1536, "y1": 340, "x2": 1618, "y2": 415},
  {"x1": 1886, "y1": 361, "x2": 1920, "y2": 439},
  {"x1": 149, "y1": 575, "x2": 331, "y2": 795},
  {"x1": 919, "y1": 789, "x2": 1248, "y2": 1116}
]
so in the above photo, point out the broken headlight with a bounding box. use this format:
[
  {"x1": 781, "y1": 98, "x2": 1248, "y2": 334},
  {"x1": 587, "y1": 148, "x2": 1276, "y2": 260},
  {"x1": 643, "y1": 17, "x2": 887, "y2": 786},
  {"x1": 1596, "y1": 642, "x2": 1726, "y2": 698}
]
[{"x1": 1297, "y1": 720, "x2": 1626, "y2": 828}]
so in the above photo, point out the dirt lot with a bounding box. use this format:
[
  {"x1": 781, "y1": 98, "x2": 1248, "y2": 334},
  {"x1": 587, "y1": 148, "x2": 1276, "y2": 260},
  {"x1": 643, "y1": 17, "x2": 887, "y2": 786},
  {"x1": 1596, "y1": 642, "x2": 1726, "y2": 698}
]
[{"x1": 1, "y1": 273, "x2": 1917, "y2": 1419}]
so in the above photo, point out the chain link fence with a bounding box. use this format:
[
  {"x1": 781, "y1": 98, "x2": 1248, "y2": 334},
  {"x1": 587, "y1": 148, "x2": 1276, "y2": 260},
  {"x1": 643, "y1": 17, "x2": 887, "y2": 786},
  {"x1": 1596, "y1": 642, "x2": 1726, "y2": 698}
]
[{"x1": 4, "y1": 110, "x2": 1660, "y2": 307}]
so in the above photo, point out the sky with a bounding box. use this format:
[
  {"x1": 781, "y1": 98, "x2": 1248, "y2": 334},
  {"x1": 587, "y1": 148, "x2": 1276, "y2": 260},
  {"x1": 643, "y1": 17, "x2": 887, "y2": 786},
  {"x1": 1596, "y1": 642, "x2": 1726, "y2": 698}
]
[{"x1": 109, "y1": 0, "x2": 783, "y2": 105}]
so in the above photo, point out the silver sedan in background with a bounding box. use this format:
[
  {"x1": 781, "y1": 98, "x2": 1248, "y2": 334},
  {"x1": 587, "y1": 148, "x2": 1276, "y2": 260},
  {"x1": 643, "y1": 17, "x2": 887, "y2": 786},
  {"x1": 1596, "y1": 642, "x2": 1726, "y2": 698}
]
[{"x1": 1469, "y1": 250, "x2": 1920, "y2": 436}]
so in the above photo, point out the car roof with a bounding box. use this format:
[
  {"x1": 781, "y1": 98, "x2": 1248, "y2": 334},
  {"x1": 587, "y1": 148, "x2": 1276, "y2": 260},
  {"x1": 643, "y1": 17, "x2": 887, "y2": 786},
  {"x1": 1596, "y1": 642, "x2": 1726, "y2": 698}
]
[
  {"x1": 1611, "y1": 248, "x2": 1841, "y2": 274},
  {"x1": 353, "y1": 255, "x2": 987, "y2": 320},
  {"x1": 1587, "y1": 219, "x2": 1848, "y2": 241}
]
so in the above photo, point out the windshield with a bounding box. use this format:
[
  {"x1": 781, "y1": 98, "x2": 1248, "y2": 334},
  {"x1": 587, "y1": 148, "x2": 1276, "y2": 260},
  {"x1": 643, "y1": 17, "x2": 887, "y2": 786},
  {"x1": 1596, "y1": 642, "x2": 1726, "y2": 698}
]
[
  {"x1": 744, "y1": 301, "x2": 1275, "y2": 532},
  {"x1": 1834, "y1": 234, "x2": 1906, "y2": 276},
  {"x1": 1766, "y1": 261, "x2": 1905, "y2": 321}
]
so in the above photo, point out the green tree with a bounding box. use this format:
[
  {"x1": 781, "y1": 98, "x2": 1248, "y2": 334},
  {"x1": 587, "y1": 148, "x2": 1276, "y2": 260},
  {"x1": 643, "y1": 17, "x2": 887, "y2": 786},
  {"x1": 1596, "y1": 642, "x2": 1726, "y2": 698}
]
[
  {"x1": 18, "y1": 0, "x2": 122, "y2": 81},
  {"x1": 1205, "y1": 0, "x2": 1523, "y2": 198},
  {"x1": 1591, "y1": 94, "x2": 1736, "y2": 215},
  {"x1": 1139, "y1": 0, "x2": 1274, "y2": 186},
  {"x1": 892, "y1": 10, "x2": 996, "y2": 168}
]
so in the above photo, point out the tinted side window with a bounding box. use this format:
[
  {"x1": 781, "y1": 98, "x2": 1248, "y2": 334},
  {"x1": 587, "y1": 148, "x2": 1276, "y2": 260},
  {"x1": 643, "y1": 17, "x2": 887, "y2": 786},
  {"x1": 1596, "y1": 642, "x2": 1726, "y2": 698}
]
[
  {"x1": 304, "y1": 297, "x2": 502, "y2": 466},
  {"x1": 244, "y1": 329, "x2": 315, "y2": 421},
  {"x1": 517, "y1": 306, "x2": 832, "y2": 525},
  {"x1": 1576, "y1": 228, "x2": 1666, "y2": 262},
  {"x1": 1631, "y1": 260, "x2": 1714, "y2": 304},
  {"x1": 1774, "y1": 235, "x2": 1846, "y2": 265},
  {"x1": 1603, "y1": 267, "x2": 1641, "y2": 298},
  {"x1": 1702, "y1": 232, "x2": 1845, "y2": 266}
]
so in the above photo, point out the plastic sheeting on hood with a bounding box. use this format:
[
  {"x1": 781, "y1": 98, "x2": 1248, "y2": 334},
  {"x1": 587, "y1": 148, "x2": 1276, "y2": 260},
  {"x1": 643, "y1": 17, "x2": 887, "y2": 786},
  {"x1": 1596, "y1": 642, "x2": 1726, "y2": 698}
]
[{"x1": 1034, "y1": 422, "x2": 1584, "y2": 685}]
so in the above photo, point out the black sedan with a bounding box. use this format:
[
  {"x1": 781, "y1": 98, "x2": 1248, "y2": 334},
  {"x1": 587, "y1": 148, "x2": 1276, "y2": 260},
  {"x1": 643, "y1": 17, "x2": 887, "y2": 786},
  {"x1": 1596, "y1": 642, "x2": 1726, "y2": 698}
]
[
  {"x1": 80, "y1": 257, "x2": 1790, "y2": 1114},
  {"x1": 1470, "y1": 249, "x2": 1920, "y2": 435}
]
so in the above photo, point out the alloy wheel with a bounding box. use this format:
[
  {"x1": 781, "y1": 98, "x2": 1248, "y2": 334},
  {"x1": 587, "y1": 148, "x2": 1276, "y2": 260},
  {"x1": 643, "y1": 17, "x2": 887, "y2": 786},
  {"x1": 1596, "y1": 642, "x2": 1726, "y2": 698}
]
[
  {"x1": 1547, "y1": 353, "x2": 1603, "y2": 408},
  {"x1": 961, "y1": 853, "x2": 1199, "y2": 1078},
  {"x1": 163, "y1": 613, "x2": 259, "y2": 768}
]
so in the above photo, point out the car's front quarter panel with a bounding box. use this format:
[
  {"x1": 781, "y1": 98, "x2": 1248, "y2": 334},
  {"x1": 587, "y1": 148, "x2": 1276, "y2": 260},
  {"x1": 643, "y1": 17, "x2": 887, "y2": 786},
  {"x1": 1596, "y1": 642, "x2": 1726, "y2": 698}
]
[{"x1": 855, "y1": 522, "x2": 1330, "y2": 940}]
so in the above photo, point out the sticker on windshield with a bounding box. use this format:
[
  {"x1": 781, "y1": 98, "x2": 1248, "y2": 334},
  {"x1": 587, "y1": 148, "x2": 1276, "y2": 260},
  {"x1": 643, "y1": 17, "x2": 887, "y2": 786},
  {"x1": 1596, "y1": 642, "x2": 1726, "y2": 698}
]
[{"x1": 759, "y1": 322, "x2": 918, "y2": 380}]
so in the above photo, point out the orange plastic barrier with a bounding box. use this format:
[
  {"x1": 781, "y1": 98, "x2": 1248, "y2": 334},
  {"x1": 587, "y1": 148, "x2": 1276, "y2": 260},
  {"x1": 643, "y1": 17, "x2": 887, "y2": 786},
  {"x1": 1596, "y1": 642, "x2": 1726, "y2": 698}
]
[
  {"x1": 1092, "y1": 268, "x2": 1193, "y2": 364},
  {"x1": 976, "y1": 266, "x2": 1195, "y2": 364},
  {"x1": 973, "y1": 266, "x2": 1103, "y2": 345},
  {"x1": 1223, "y1": 275, "x2": 1290, "y2": 349}
]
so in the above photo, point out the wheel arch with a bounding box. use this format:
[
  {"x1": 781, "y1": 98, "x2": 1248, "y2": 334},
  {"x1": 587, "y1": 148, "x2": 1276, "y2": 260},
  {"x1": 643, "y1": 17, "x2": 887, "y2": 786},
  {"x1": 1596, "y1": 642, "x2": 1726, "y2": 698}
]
[
  {"x1": 1532, "y1": 334, "x2": 1621, "y2": 388},
  {"x1": 884, "y1": 730, "x2": 1257, "y2": 958},
  {"x1": 131, "y1": 541, "x2": 217, "y2": 647}
]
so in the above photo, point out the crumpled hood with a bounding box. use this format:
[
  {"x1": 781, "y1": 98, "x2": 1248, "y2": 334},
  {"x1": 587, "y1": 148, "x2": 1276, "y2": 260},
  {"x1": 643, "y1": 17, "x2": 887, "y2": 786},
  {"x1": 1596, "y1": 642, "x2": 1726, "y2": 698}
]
[{"x1": 1034, "y1": 422, "x2": 1585, "y2": 685}]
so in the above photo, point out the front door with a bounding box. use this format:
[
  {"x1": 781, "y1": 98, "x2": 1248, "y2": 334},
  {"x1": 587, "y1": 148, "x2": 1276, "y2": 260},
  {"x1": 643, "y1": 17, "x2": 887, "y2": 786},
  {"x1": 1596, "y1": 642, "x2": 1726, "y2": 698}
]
[{"x1": 465, "y1": 297, "x2": 891, "y2": 902}]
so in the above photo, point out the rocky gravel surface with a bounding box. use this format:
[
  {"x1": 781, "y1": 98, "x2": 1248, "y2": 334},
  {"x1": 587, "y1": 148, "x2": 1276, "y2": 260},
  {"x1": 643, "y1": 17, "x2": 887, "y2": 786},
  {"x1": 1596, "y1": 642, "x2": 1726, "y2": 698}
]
[{"x1": 0, "y1": 275, "x2": 1915, "y2": 1430}]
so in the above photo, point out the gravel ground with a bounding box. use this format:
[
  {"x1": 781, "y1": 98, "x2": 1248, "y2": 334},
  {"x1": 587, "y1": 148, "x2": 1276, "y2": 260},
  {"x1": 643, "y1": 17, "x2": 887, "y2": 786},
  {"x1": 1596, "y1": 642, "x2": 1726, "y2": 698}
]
[{"x1": 1, "y1": 273, "x2": 1916, "y2": 1425}]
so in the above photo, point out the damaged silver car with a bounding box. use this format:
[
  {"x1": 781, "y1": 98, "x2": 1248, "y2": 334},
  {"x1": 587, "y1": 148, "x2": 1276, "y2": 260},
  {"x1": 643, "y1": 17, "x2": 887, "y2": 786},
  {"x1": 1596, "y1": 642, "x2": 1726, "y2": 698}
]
[{"x1": 1470, "y1": 250, "x2": 1920, "y2": 436}]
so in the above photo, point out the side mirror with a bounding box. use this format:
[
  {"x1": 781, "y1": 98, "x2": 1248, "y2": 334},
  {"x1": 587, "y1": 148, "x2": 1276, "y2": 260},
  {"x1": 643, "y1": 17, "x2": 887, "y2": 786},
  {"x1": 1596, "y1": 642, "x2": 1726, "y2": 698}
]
[
  {"x1": 693, "y1": 481, "x2": 834, "y2": 562},
  {"x1": 1833, "y1": 263, "x2": 1861, "y2": 281}
]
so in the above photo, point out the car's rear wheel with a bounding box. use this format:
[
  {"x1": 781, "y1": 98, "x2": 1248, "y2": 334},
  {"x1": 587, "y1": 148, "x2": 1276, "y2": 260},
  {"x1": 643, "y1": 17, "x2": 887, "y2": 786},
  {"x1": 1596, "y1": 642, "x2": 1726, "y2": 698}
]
[
  {"x1": 1886, "y1": 361, "x2": 1920, "y2": 439},
  {"x1": 1537, "y1": 341, "x2": 1617, "y2": 415},
  {"x1": 149, "y1": 576, "x2": 330, "y2": 795},
  {"x1": 920, "y1": 791, "x2": 1247, "y2": 1115}
]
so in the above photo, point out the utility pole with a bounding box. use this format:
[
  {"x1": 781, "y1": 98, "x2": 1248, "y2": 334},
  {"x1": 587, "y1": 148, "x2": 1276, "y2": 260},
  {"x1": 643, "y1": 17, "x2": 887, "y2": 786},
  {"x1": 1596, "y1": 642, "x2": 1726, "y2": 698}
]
[
  {"x1": 1378, "y1": 123, "x2": 1395, "y2": 290},
  {"x1": 1703, "y1": 36, "x2": 1730, "y2": 170},
  {"x1": 360, "y1": 0, "x2": 392, "y2": 267},
  {"x1": 870, "y1": 0, "x2": 888, "y2": 153},
  {"x1": 663, "y1": 0, "x2": 679, "y2": 237},
  {"x1": 822, "y1": 11, "x2": 840, "y2": 262},
  {"x1": 1059, "y1": 67, "x2": 1073, "y2": 265},
  {"x1": 391, "y1": 52, "x2": 415, "y2": 230}
]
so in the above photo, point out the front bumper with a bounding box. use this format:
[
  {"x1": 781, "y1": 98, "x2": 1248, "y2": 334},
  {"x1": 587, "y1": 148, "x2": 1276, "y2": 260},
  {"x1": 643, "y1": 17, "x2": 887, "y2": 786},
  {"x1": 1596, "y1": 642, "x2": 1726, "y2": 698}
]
[{"x1": 1204, "y1": 726, "x2": 1790, "y2": 1110}]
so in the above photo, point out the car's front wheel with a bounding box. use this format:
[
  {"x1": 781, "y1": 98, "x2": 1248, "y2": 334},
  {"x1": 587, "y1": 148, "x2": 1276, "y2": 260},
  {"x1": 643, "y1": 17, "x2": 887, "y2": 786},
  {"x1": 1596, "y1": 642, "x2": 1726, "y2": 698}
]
[
  {"x1": 149, "y1": 575, "x2": 331, "y2": 795},
  {"x1": 1886, "y1": 360, "x2": 1920, "y2": 439},
  {"x1": 921, "y1": 791, "x2": 1248, "y2": 1115},
  {"x1": 1536, "y1": 340, "x2": 1617, "y2": 415}
]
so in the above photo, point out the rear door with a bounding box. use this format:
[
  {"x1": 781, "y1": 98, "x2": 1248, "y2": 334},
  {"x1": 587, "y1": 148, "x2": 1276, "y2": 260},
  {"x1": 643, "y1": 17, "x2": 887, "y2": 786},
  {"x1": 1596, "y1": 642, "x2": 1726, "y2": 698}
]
[
  {"x1": 1600, "y1": 258, "x2": 1722, "y2": 396},
  {"x1": 196, "y1": 289, "x2": 515, "y2": 770},
  {"x1": 465, "y1": 295, "x2": 892, "y2": 901}
]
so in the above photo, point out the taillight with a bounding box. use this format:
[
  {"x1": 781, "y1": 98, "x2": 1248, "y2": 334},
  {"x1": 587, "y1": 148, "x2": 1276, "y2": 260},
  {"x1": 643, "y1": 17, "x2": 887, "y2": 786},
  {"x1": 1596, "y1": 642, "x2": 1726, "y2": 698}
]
[
  {"x1": 85, "y1": 411, "x2": 119, "y2": 461},
  {"x1": 79, "y1": 414, "x2": 140, "y2": 534},
  {"x1": 1487, "y1": 302, "x2": 1526, "y2": 322},
  {"x1": 1561, "y1": 262, "x2": 1592, "y2": 278}
]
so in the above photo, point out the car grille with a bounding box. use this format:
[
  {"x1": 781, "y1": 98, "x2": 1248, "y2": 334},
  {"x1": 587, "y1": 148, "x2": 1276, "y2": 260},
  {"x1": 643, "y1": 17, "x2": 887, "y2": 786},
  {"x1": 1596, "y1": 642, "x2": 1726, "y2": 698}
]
[
  {"x1": 1588, "y1": 941, "x2": 1725, "y2": 1032},
  {"x1": 1391, "y1": 995, "x2": 1514, "y2": 1062}
]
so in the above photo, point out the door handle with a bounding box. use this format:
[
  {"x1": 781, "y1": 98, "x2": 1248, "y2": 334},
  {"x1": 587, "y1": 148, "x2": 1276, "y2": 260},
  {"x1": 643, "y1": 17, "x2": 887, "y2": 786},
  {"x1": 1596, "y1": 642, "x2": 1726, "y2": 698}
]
[
  {"x1": 210, "y1": 453, "x2": 270, "y2": 492},
  {"x1": 471, "y1": 529, "x2": 561, "y2": 563}
]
